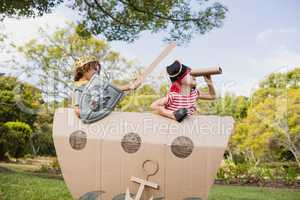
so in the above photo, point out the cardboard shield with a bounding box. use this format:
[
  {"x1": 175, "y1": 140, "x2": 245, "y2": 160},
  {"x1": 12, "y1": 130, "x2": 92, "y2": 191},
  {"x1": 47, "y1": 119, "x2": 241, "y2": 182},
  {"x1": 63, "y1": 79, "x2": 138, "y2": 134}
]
[
  {"x1": 79, "y1": 74, "x2": 124, "y2": 124},
  {"x1": 53, "y1": 108, "x2": 234, "y2": 200}
]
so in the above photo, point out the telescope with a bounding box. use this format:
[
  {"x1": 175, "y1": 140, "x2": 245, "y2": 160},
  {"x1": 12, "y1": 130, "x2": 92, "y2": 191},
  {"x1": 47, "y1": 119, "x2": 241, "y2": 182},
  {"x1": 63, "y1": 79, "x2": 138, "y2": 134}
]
[{"x1": 190, "y1": 66, "x2": 222, "y2": 77}]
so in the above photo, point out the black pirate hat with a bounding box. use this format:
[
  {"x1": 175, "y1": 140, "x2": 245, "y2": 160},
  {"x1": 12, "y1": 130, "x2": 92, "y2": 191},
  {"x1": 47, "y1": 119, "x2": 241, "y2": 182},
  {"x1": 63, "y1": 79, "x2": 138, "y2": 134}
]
[{"x1": 166, "y1": 60, "x2": 191, "y2": 82}]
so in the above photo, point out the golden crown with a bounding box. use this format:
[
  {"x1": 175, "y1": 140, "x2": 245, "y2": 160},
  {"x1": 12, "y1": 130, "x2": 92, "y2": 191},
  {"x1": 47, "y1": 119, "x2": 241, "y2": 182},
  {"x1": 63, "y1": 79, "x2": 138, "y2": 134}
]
[{"x1": 74, "y1": 56, "x2": 98, "y2": 69}]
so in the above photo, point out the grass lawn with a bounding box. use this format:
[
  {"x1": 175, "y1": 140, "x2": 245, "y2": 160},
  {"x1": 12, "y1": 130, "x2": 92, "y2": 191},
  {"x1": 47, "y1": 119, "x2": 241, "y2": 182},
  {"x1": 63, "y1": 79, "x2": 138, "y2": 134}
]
[
  {"x1": 0, "y1": 166, "x2": 71, "y2": 200},
  {"x1": 0, "y1": 164, "x2": 300, "y2": 200}
]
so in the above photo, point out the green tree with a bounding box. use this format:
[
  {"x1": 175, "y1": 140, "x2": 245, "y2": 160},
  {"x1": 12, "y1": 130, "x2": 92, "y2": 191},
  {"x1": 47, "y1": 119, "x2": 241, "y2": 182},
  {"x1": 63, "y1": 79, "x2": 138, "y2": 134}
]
[
  {"x1": 0, "y1": 0, "x2": 63, "y2": 19},
  {"x1": 196, "y1": 90, "x2": 249, "y2": 120},
  {"x1": 16, "y1": 23, "x2": 140, "y2": 108},
  {"x1": 1, "y1": 1, "x2": 227, "y2": 44},
  {"x1": 275, "y1": 88, "x2": 300, "y2": 167},
  {"x1": 73, "y1": 0, "x2": 228, "y2": 44},
  {"x1": 0, "y1": 76, "x2": 43, "y2": 125},
  {"x1": 251, "y1": 68, "x2": 300, "y2": 106},
  {"x1": 234, "y1": 96, "x2": 249, "y2": 119},
  {"x1": 231, "y1": 68, "x2": 300, "y2": 166}
]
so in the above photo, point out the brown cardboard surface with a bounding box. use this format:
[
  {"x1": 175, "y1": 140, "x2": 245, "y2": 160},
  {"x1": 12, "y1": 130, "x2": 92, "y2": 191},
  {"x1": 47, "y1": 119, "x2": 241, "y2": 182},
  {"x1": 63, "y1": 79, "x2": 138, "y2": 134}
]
[
  {"x1": 53, "y1": 108, "x2": 234, "y2": 200},
  {"x1": 190, "y1": 67, "x2": 222, "y2": 77}
]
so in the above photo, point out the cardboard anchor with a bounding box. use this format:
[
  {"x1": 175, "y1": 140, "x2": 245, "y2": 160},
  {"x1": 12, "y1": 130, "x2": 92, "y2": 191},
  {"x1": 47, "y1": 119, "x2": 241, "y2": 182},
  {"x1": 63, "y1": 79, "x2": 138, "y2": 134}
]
[
  {"x1": 125, "y1": 160, "x2": 160, "y2": 200},
  {"x1": 125, "y1": 177, "x2": 158, "y2": 200}
]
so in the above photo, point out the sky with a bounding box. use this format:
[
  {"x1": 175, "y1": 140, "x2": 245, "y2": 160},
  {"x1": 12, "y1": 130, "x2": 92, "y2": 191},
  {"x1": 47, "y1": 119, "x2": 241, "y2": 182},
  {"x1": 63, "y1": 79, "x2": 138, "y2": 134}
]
[{"x1": 1, "y1": 0, "x2": 299, "y2": 97}]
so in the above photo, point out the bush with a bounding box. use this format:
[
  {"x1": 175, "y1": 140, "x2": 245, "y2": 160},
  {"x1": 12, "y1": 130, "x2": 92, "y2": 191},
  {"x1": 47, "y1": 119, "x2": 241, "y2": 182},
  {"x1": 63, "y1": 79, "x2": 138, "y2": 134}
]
[
  {"x1": 31, "y1": 131, "x2": 56, "y2": 156},
  {"x1": 38, "y1": 158, "x2": 61, "y2": 174},
  {"x1": 31, "y1": 111, "x2": 56, "y2": 156},
  {"x1": 2, "y1": 121, "x2": 32, "y2": 158},
  {"x1": 282, "y1": 166, "x2": 298, "y2": 184},
  {"x1": 217, "y1": 160, "x2": 250, "y2": 184},
  {"x1": 216, "y1": 159, "x2": 300, "y2": 186}
]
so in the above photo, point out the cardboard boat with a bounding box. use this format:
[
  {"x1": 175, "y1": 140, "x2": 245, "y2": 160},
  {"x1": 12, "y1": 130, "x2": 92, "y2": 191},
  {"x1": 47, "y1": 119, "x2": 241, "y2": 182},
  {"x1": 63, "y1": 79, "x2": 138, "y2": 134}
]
[{"x1": 53, "y1": 108, "x2": 234, "y2": 200}]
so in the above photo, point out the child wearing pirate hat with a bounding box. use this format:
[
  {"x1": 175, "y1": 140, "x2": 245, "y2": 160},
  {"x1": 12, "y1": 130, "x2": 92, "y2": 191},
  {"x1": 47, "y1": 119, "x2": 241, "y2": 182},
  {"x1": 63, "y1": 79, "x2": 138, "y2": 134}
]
[
  {"x1": 151, "y1": 60, "x2": 216, "y2": 122},
  {"x1": 72, "y1": 56, "x2": 141, "y2": 118}
]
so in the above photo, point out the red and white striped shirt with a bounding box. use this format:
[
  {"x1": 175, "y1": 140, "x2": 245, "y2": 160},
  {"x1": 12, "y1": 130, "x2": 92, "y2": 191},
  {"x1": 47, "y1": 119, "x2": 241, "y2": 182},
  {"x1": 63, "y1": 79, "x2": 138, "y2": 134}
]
[{"x1": 165, "y1": 89, "x2": 200, "y2": 115}]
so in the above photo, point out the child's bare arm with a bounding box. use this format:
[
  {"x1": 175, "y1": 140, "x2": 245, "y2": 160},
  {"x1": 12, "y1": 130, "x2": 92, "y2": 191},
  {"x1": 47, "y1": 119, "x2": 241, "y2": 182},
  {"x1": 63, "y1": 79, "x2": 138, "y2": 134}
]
[
  {"x1": 151, "y1": 97, "x2": 176, "y2": 120},
  {"x1": 198, "y1": 75, "x2": 216, "y2": 100}
]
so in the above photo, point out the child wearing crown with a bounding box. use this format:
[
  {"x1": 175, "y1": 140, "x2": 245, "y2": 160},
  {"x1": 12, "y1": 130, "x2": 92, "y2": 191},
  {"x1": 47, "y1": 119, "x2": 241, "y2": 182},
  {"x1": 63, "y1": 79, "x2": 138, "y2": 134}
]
[
  {"x1": 72, "y1": 56, "x2": 141, "y2": 118},
  {"x1": 151, "y1": 60, "x2": 216, "y2": 122}
]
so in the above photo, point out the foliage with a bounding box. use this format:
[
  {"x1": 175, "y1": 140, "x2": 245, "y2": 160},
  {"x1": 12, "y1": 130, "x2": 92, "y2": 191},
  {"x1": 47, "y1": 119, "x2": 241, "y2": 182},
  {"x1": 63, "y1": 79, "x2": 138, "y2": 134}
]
[
  {"x1": 136, "y1": 84, "x2": 157, "y2": 95},
  {"x1": 38, "y1": 158, "x2": 61, "y2": 174},
  {"x1": 0, "y1": 0, "x2": 63, "y2": 19},
  {"x1": 73, "y1": 0, "x2": 228, "y2": 44},
  {"x1": 31, "y1": 111, "x2": 55, "y2": 156},
  {"x1": 1, "y1": 121, "x2": 33, "y2": 159},
  {"x1": 216, "y1": 160, "x2": 300, "y2": 186},
  {"x1": 0, "y1": 76, "x2": 53, "y2": 158},
  {"x1": 117, "y1": 94, "x2": 158, "y2": 112},
  {"x1": 0, "y1": 1, "x2": 228, "y2": 44},
  {"x1": 159, "y1": 83, "x2": 169, "y2": 96},
  {"x1": 16, "y1": 23, "x2": 140, "y2": 106},
  {"x1": 197, "y1": 92, "x2": 249, "y2": 120},
  {"x1": 230, "y1": 68, "x2": 300, "y2": 167},
  {"x1": 0, "y1": 76, "x2": 43, "y2": 125}
]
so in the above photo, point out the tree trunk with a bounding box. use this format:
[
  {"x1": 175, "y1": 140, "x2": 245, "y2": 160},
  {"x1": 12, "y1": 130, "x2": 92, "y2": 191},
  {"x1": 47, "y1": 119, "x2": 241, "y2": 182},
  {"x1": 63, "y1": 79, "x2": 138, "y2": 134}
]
[{"x1": 289, "y1": 148, "x2": 300, "y2": 168}]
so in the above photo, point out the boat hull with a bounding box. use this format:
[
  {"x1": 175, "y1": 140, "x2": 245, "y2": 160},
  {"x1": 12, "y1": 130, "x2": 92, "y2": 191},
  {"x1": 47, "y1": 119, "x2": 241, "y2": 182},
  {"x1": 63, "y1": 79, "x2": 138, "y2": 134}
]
[{"x1": 53, "y1": 108, "x2": 234, "y2": 200}]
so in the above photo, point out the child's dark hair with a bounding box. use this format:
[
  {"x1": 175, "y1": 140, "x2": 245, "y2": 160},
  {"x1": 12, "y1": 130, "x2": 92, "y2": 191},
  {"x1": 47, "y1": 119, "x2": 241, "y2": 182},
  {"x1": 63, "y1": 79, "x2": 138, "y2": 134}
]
[{"x1": 74, "y1": 61, "x2": 100, "y2": 81}]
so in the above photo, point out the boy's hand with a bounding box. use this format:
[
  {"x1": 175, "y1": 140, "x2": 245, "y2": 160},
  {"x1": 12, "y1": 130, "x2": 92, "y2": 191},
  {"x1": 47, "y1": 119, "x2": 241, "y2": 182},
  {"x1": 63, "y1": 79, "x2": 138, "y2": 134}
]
[
  {"x1": 198, "y1": 75, "x2": 216, "y2": 100},
  {"x1": 174, "y1": 108, "x2": 188, "y2": 122}
]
